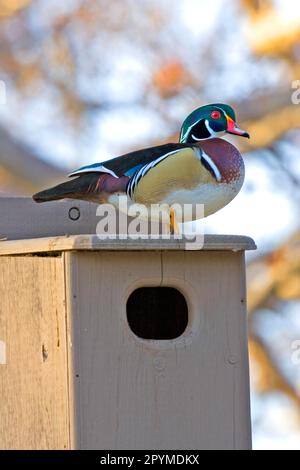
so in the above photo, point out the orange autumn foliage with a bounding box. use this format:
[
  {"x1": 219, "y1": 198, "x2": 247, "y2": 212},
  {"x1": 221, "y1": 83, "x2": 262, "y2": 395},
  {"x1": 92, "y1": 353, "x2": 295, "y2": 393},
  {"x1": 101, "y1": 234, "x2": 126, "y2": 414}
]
[{"x1": 152, "y1": 61, "x2": 191, "y2": 98}]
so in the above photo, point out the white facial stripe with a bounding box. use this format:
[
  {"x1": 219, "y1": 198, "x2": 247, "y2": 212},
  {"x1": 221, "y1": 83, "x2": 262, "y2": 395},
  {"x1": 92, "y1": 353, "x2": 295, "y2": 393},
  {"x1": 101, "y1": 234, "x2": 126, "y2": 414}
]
[
  {"x1": 181, "y1": 123, "x2": 195, "y2": 143},
  {"x1": 201, "y1": 151, "x2": 222, "y2": 182},
  {"x1": 205, "y1": 119, "x2": 214, "y2": 136},
  {"x1": 183, "y1": 117, "x2": 226, "y2": 142},
  {"x1": 205, "y1": 119, "x2": 225, "y2": 138},
  {"x1": 191, "y1": 120, "x2": 223, "y2": 141},
  {"x1": 190, "y1": 119, "x2": 212, "y2": 141},
  {"x1": 181, "y1": 118, "x2": 213, "y2": 142},
  {"x1": 191, "y1": 133, "x2": 203, "y2": 141}
]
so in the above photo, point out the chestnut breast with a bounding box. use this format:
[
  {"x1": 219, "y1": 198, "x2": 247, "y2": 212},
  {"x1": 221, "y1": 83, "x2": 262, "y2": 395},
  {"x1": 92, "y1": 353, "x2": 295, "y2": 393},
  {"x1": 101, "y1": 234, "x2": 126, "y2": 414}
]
[{"x1": 199, "y1": 138, "x2": 245, "y2": 184}]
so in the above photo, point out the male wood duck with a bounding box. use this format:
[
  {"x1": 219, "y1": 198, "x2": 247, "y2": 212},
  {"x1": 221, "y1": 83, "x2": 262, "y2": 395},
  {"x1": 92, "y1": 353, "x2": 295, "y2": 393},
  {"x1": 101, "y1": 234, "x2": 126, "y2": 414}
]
[{"x1": 33, "y1": 104, "x2": 249, "y2": 233}]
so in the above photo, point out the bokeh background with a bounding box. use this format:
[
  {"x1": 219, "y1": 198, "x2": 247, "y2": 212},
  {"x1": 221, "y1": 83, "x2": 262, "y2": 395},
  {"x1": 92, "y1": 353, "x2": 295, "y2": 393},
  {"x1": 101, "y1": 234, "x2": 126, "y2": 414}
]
[{"x1": 0, "y1": 0, "x2": 300, "y2": 450}]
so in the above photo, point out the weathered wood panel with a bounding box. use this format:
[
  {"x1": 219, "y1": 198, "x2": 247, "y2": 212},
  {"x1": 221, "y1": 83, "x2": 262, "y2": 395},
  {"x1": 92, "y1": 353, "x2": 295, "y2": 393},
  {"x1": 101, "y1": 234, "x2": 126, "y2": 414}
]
[
  {"x1": 0, "y1": 197, "x2": 166, "y2": 241},
  {"x1": 0, "y1": 256, "x2": 70, "y2": 449},
  {"x1": 0, "y1": 197, "x2": 100, "y2": 240},
  {"x1": 65, "y1": 250, "x2": 251, "y2": 450},
  {"x1": 0, "y1": 234, "x2": 256, "y2": 256}
]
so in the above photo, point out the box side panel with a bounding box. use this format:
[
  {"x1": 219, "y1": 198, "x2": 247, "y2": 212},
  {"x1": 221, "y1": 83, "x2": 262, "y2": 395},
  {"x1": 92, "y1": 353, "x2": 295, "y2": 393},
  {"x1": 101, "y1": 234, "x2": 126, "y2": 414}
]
[
  {"x1": 66, "y1": 250, "x2": 251, "y2": 450},
  {"x1": 162, "y1": 251, "x2": 251, "y2": 450},
  {"x1": 0, "y1": 256, "x2": 70, "y2": 449}
]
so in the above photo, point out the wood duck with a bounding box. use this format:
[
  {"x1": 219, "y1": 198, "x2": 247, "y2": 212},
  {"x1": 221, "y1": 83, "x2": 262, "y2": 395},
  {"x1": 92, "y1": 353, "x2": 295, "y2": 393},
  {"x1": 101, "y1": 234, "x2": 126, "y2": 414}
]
[{"x1": 33, "y1": 103, "x2": 249, "y2": 233}]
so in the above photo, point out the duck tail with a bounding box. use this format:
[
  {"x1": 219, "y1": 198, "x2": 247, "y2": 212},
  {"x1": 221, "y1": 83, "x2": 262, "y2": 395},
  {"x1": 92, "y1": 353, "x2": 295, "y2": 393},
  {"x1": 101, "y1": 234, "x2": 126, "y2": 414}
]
[{"x1": 32, "y1": 173, "x2": 129, "y2": 203}]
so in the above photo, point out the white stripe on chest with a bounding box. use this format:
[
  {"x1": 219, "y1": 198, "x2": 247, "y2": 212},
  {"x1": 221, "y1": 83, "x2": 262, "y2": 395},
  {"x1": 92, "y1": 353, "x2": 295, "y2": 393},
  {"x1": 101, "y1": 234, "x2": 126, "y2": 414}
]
[{"x1": 200, "y1": 151, "x2": 222, "y2": 182}]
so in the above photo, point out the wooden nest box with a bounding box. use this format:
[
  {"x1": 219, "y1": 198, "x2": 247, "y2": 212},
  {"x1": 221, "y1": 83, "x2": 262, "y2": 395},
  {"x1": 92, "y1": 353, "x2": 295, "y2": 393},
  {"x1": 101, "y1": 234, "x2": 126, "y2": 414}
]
[{"x1": 0, "y1": 198, "x2": 256, "y2": 450}]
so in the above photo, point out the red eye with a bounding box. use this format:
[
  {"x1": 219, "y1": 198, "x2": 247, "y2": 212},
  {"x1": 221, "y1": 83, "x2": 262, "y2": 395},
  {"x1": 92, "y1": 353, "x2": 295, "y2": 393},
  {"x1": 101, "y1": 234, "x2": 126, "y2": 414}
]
[{"x1": 211, "y1": 111, "x2": 221, "y2": 119}]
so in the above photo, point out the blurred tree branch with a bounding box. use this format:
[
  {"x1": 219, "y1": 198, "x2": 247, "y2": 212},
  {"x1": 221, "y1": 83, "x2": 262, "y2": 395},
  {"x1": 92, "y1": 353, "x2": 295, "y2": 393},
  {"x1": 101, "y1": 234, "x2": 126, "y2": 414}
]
[
  {"x1": 247, "y1": 229, "x2": 300, "y2": 415},
  {"x1": 0, "y1": 126, "x2": 66, "y2": 193},
  {"x1": 247, "y1": 231, "x2": 300, "y2": 314},
  {"x1": 250, "y1": 335, "x2": 300, "y2": 411}
]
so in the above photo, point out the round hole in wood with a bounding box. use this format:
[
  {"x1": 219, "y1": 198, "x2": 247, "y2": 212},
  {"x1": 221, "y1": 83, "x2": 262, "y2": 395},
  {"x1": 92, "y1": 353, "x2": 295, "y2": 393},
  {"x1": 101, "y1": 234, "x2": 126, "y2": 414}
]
[
  {"x1": 68, "y1": 206, "x2": 80, "y2": 221},
  {"x1": 126, "y1": 287, "x2": 188, "y2": 340}
]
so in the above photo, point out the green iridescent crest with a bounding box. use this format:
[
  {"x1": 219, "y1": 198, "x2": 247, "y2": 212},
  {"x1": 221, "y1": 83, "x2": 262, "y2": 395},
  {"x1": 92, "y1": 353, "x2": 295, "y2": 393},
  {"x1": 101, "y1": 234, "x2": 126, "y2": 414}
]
[{"x1": 180, "y1": 103, "x2": 236, "y2": 143}]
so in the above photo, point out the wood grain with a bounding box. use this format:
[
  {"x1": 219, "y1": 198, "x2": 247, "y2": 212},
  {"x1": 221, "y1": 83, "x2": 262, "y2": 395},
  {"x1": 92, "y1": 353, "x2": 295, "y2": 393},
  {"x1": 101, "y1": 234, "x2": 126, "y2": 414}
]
[
  {"x1": 0, "y1": 234, "x2": 256, "y2": 256},
  {"x1": 0, "y1": 219, "x2": 253, "y2": 449},
  {"x1": 0, "y1": 198, "x2": 256, "y2": 254},
  {"x1": 0, "y1": 256, "x2": 70, "y2": 449},
  {"x1": 65, "y1": 250, "x2": 251, "y2": 450},
  {"x1": 0, "y1": 197, "x2": 100, "y2": 241}
]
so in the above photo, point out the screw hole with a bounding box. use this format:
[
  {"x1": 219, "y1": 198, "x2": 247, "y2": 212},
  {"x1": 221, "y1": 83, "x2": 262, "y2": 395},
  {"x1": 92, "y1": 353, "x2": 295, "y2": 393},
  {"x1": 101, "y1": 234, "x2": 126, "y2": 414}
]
[{"x1": 68, "y1": 207, "x2": 80, "y2": 221}]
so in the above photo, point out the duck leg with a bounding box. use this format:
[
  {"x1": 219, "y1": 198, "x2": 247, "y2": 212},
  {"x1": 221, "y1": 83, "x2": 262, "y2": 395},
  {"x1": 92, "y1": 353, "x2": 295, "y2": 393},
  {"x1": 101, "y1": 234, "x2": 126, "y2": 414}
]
[{"x1": 170, "y1": 208, "x2": 180, "y2": 236}]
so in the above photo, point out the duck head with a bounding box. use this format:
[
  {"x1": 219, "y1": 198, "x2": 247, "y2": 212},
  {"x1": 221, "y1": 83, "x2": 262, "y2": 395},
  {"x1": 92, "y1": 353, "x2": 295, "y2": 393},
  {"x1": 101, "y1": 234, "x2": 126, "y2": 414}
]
[{"x1": 180, "y1": 103, "x2": 250, "y2": 143}]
